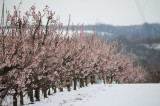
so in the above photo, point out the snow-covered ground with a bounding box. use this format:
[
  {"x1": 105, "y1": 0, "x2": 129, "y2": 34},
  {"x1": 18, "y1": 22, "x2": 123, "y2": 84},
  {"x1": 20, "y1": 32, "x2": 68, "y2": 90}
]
[{"x1": 23, "y1": 84, "x2": 160, "y2": 106}]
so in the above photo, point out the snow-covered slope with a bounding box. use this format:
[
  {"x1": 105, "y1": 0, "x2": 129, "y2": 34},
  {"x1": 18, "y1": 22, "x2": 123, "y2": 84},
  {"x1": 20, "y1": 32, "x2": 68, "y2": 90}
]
[{"x1": 27, "y1": 84, "x2": 160, "y2": 106}]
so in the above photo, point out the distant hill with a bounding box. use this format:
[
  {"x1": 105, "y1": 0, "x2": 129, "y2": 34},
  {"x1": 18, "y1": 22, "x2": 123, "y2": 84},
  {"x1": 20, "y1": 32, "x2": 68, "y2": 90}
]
[
  {"x1": 65, "y1": 23, "x2": 160, "y2": 40},
  {"x1": 64, "y1": 23, "x2": 160, "y2": 74}
]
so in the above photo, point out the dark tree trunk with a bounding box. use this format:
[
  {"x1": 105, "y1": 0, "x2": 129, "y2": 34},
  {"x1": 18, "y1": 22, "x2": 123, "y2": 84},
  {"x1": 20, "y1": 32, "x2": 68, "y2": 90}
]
[
  {"x1": 93, "y1": 76, "x2": 96, "y2": 83},
  {"x1": 66, "y1": 80, "x2": 71, "y2": 91},
  {"x1": 44, "y1": 89, "x2": 47, "y2": 98},
  {"x1": 52, "y1": 85, "x2": 57, "y2": 93},
  {"x1": 103, "y1": 76, "x2": 106, "y2": 84},
  {"x1": 110, "y1": 76, "x2": 113, "y2": 84},
  {"x1": 13, "y1": 90, "x2": 17, "y2": 106},
  {"x1": 91, "y1": 76, "x2": 95, "y2": 84},
  {"x1": 67, "y1": 85, "x2": 71, "y2": 91},
  {"x1": 35, "y1": 87, "x2": 40, "y2": 101},
  {"x1": 28, "y1": 88, "x2": 34, "y2": 102},
  {"x1": 59, "y1": 87, "x2": 63, "y2": 92},
  {"x1": 48, "y1": 88, "x2": 51, "y2": 95},
  {"x1": 43, "y1": 85, "x2": 47, "y2": 98},
  {"x1": 73, "y1": 78, "x2": 77, "y2": 90},
  {"x1": 59, "y1": 77, "x2": 64, "y2": 92},
  {"x1": 84, "y1": 76, "x2": 88, "y2": 86},
  {"x1": 80, "y1": 78, "x2": 84, "y2": 88},
  {"x1": 91, "y1": 76, "x2": 93, "y2": 84},
  {"x1": 106, "y1": 76, "x2": 110, "y2": 84},
  {"x1": 20, "y1": 91, "x2": 24, "y2": 105}
]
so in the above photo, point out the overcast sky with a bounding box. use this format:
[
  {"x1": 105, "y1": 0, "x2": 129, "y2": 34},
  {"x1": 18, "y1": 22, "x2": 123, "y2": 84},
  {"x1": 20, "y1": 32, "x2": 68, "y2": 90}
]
[{"x1": 1, "y1": 0, "x2": 160, "y2": 26}]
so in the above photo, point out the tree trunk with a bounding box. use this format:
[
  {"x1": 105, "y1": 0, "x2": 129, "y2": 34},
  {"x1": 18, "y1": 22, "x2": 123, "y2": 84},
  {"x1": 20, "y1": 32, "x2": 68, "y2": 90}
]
[
  {"x1": 80, "y1": 78, "x2": 84, "y2": 88},
  {"x1": 0, "y1": 101, "x2": 2, "y2": 106},
  {"x1": 44, "y1": 88, "x2": 47, "y2": 98},
  {"x1": 91, "y1": 76, "x2": 93, "y2": 84},
  {"x1": 106, "y1": 76, "x2": 110, "y2": 84},
  {"x1": 110, "y1": 76, "x2": 113, "y2": 84},
  {"x1": 103, "y1": 76, "x2": 106, "y2": 84},
  {"x1": 35, "y1": 87, "x2": 40, "y2": 101},
  {"x1": 52, "y1": 85, "x2": 57, "y2": 93},
  {"x1": 73, "y1": 78, "x2": 77, "y2": 90},
  {"x1": 84, "y1": 76, "x2": 88, "y2": 86},
  {"x1": 59, "y1": 77, "x2": 63, "y2": 92},
  {"x1": 66, "y1": 80, "x2": 71, "y2": 91},
  {"x1": 67, "y1": 84, "x2": 71, "y2": 91},
  {"x1": 20, "y1": 91, "x2": 24, "y2": 105},
  {"x1": 93, "y1": 76, "x2": 96, "y2": 83},
  {"x1": 59, "y1": 87, "x2": 63, "y2": 92},
  {"x1": 13, "y1": 90, "x2": 17, "y2": 106},
  {"x1": 42, "y1": 85, "x2": 47, "y2": 98},
  {"x1": 28, "y1": 88, "x2": 34, "y2": 102},
  {"x1": 48, "y1": 88, "x2": 51, "y2": 95},
  {"x1": 91, "y1": 76, "x2": 95, "y2": 84}
]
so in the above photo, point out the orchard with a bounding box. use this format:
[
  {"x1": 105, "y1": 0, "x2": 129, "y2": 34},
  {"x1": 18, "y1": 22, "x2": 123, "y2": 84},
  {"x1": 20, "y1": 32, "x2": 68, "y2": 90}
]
[{"x1": 0, "y1": 4, "x2": 147, "y2": 106}]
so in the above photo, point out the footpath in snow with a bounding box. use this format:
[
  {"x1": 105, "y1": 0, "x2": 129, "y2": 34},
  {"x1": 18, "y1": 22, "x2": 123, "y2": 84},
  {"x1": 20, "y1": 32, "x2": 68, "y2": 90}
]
[{"x1": 26, "y1": 84, "x2": 160, "y2": 106}]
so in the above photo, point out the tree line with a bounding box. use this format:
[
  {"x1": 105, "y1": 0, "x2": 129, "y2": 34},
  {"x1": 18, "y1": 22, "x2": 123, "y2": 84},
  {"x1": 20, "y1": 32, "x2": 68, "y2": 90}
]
[{"x1": 0, "y1": 4, "x2": 147, "y2": 106}]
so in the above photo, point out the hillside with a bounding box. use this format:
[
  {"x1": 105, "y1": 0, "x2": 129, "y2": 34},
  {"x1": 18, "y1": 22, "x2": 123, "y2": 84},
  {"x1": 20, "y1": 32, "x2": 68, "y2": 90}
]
[
  {"x1": 80, "y1": 23, "x2": 160, "y2": 40},
  {"x1": 4, "y1": 84, "x2": 159, "y2": 106}
]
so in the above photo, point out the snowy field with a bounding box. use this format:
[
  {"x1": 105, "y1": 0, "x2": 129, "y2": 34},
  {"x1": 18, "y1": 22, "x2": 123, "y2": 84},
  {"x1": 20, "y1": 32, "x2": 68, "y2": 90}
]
[{"x1": 19, "y1": 84, "x2": 160, "y2": 106}]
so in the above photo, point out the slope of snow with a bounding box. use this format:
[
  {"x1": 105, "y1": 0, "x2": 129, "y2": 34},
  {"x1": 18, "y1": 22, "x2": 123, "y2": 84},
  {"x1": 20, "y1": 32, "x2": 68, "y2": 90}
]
[{"x1": 27, "y1": 84, "x2": 160, "y2": 106}]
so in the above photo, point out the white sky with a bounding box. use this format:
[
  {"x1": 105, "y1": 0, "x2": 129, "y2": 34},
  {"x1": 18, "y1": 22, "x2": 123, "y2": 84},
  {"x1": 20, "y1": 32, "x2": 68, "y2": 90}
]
[{"x1": 0, "y1": 0, "x2": 160, "y2": 26}]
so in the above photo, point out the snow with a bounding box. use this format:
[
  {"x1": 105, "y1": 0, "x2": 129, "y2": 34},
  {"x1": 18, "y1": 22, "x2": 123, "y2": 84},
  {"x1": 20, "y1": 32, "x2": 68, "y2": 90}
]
[
  {"x1": 25, "y1": 84, "x2": 160, "y2": 106},
  {"x1": 140, "y1": 43, "x2": 160, "y2": 50}
]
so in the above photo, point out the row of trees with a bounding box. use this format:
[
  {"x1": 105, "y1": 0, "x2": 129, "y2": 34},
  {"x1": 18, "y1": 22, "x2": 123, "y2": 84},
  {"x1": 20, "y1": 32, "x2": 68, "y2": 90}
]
[{"x1": 0, "y1": 4, "x2": 147, "y2": 106}]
